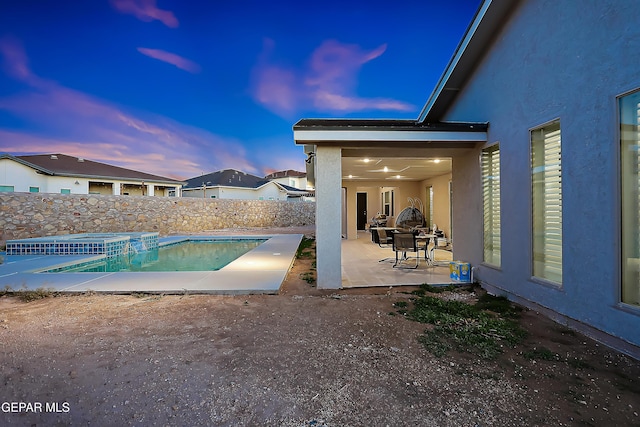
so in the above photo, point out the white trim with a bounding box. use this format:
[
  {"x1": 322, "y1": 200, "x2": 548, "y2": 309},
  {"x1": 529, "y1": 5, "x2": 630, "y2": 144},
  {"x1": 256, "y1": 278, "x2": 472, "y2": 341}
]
[{"x1": 294, "y1": 129, "x2": 487, "y2": 143}]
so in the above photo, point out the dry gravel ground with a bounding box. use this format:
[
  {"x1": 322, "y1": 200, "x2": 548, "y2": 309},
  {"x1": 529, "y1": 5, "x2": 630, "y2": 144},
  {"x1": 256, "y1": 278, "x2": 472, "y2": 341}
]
[{"x1": 1, "y1": 229, "x2": 639, "y2": 426}]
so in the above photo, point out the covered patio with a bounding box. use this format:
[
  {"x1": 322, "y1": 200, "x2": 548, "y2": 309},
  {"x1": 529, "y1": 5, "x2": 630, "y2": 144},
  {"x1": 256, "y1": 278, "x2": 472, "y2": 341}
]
[
  {"x1": 294, "y1": 119, "x2": 487, "y2": 289},
  {"x1": 341, "y1": 231, "x2": 454, "y2": 287}
]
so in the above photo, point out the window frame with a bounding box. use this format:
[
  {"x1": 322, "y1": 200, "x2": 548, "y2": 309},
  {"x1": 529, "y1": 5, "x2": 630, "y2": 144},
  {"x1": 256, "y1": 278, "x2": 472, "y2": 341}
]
[
  {"x1": 530, "y1": 118, "x2": 563, "y2": 286},
  {"x1": 481, "y1": 142, "x2": 501, "y2": 268},
  {"x1": 619, "y1": 88, "x2": 640, "y2": 307}
]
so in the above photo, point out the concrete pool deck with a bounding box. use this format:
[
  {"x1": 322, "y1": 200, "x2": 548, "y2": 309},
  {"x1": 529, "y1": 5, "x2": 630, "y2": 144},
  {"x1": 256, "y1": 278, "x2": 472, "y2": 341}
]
[{"x1": 0, "y1": 234, "x2": 303, "y2": 295}]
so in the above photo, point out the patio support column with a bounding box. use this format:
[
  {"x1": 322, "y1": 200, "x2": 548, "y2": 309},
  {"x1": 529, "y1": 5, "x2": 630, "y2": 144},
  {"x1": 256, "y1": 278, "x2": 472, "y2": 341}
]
[{"x1": 315, "y1": 146, "x2": 342, "y2": 289}]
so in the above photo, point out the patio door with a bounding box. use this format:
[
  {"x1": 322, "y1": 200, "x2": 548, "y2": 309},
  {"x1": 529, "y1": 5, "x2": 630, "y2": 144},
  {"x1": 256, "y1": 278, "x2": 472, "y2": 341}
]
[{"x1": 357, "y1": 192, "x2": 367, "y2": 230}]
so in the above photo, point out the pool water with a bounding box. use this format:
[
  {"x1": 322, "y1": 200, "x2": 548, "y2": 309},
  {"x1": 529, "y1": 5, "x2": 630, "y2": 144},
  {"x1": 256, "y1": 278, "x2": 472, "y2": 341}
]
[{"x1": 49, "y1": 239, "x2": 266, "y2": 273}]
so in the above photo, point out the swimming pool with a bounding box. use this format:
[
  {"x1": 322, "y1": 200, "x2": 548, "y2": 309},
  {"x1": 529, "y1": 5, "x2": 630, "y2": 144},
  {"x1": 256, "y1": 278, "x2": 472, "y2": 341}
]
[
  {"x1": 45, "y1": 239, "x2": 267, "y2": 272},
  {"x1": 0, "y1": 233, "x2": 304, "y2": 294}
]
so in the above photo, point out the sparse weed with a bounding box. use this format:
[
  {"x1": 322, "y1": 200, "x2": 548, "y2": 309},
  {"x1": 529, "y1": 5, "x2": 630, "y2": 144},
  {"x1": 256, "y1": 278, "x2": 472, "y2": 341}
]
[
  {"x1": 523, "y1": 346, "x2": 559, "y2": 361},
  {"x1": 16, "y1": 287, "x2": 58, "y2": 302},
  {"x1": 296, "y1": 238, "x2": 315, "y2": 259},
  {"x1": 418, "y1": 283, "x2": 457, "y2": 294},
  {"x1": 567, "y1": 358, "x2": 592, "y2": 370},
  {"x1": 475, "y1": 293, "x2": 522, "y2": 318},
  {"x1": 401, "y1": 293, "x2": 527, "y2": 360},
  {"x1": 300, "y1": 272, "x2": 315, "y2": 285}
]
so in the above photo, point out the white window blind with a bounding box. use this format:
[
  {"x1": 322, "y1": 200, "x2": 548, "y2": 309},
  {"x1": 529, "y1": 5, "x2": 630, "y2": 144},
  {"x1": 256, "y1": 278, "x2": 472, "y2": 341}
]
[
  {"x1": 532, "y1": 121, "x2": 562, "y2": 283},
  {"x1": 482, "y1": 145, "x2": 501, "y2": 266}
]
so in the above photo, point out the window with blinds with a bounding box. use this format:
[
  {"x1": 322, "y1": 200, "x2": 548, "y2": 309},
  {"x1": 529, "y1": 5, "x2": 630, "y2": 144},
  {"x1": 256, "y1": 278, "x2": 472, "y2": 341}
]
[
  {"x1": 620, "y1": 90, "x2": 640, "y2": 306},
  {"x1": 531, "y1": 121, "x2": 562, "y2": 284},
  {"x1": 482, "y1": 144, "x2": 501, "y2": 266}
]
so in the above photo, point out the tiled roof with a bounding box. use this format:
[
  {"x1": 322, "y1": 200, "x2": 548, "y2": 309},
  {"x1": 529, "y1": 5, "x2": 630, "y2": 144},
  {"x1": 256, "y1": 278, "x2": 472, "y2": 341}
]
[
  {"x1": 184, "y1": 169, "x2": 269, "y2": 189},
  {"x1": 4, "y1": 153, "x2": 183, "y2": 184}
]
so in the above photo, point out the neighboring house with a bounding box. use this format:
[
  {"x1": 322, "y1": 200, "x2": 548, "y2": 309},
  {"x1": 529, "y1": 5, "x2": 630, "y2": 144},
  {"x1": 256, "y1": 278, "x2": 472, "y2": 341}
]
[
  {"x1": 0, "y1": 153, "x2": 184, "y2": 196},
  {"x1": 182, "y1": 169, "x2": 311, "y2": 201},
  {"x1": 294, "y1": 0, "x2": 640, "y2": 356},
  {"x1": 265, "y1": 170, "x2": 315, "y2": 201}
]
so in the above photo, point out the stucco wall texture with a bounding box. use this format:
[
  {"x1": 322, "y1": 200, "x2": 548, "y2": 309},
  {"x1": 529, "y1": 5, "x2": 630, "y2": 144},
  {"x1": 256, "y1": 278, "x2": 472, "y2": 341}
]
[
  {"x1": 0, "y1": 193, "x2": 315, "y2": 245},
  {"x1": 446, "y1": 0, "x2": 640, "y2": 349}
]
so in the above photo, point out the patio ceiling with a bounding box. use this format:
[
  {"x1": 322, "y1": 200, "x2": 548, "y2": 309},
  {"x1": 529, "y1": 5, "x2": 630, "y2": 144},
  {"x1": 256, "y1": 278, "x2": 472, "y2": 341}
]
[{"x1": 341, "y1": 156, "x2": 452, "y2": 181}]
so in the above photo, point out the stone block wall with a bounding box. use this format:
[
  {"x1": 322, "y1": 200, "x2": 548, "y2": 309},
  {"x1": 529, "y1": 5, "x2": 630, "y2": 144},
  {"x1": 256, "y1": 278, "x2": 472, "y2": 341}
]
[{"x1": 0, "y1": 193, "x2": 315, "y2": 246}]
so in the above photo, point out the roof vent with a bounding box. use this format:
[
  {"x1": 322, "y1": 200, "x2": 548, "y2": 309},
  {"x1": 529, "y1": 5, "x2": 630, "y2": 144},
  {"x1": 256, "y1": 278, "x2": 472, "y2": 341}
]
[
  {"x1": 50, "y1": 155, "x2": 58, "y2": 160},
  {"x1": 77, "y1": 158, "x2": 84, "y2": 162}
]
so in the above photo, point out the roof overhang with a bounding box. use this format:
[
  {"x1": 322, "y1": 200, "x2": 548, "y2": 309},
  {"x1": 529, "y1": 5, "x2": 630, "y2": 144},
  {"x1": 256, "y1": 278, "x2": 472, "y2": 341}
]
[
  {"x1": 294, "y1": 119, "x2": 487, "y2": 148},
  {"x1": 418, "y1": 0, "x2": 521, "y2": 122},
  {"x1": 293, "y1": 119, "x2": 487, "y2": 185},
  {"x1": 0, "y1": 153, "x2": 54, "y2": 175}
]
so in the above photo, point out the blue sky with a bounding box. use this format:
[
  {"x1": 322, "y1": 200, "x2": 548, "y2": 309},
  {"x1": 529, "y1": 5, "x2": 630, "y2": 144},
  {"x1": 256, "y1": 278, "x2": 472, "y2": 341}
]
[{"x1": 0, "y1": 0, "x2": 481, "y2": 180}]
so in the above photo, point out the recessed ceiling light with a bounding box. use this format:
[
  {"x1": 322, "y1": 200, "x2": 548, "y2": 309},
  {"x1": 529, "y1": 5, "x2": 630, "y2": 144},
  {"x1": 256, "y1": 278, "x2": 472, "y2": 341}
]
[
  {"x1": 363, "y1": 158, "x2": 370, "y2": 163},
  {"x1": 348, "y1": 174, "x2": 353, "y2": 178},
  {"x1": 433, "y1": 159, "x2": 441, "y2": 164},
  {"x1": 396, "y1": 175, "x2": 401, "y2": 179},
  {"x1": 383, "y1": 166, "x2": 388, "y2": 172}
]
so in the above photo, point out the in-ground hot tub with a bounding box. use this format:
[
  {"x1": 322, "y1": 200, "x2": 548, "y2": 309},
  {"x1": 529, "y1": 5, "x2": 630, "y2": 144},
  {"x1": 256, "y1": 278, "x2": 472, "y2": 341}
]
[{"x1": 5, "y1": 232, "x2": 159, "y2": 257}]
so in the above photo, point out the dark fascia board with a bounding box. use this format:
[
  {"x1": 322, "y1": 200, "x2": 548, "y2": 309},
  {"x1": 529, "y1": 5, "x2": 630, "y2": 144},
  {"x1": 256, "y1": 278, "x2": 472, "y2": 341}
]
[
  {"x1": 293, "y1": 118, "x2": 486, "y2": 133},
  {"x1": 418, "y1": 0, "x2": 522, "y2": 122}
]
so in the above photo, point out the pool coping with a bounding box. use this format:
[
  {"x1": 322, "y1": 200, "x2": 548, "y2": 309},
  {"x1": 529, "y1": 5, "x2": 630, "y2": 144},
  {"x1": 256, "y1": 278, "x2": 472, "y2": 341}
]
[{"x1": 0, "y1": 234, "x2": 303, "y2": 295}]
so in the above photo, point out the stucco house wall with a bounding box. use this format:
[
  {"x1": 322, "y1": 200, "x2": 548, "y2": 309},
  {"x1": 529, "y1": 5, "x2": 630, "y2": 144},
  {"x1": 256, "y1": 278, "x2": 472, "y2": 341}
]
[
  {"x1": 0, "y1": 160, "x2": 47, "y2": 192},
  {"x1": 419, "y1": 173, "x2": 452, "y2": 239},
  {"x1": 0, "y1": 157, "x2": 178, "y2": 197},
  {"x1": 1, "y1": 159, "x2": 89, "y2": 194},
  {"x1": 444, "y1": 0, "x2": 639, "y2": 347},
  {"x1": 183, "y1": 182, "x2": 288, "y2": 200}
]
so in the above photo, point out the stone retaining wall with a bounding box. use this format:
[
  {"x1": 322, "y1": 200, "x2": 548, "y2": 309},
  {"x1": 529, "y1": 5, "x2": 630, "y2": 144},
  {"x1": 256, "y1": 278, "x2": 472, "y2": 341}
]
[{"x1": 0, "y1": 193, "x2": 316, "y2": 245}]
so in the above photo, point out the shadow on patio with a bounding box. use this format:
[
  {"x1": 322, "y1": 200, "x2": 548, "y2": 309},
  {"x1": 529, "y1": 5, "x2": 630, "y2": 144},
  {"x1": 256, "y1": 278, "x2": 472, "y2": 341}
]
[{"x1": 341, "y1": 231, "x2": 456, "y2": 288}]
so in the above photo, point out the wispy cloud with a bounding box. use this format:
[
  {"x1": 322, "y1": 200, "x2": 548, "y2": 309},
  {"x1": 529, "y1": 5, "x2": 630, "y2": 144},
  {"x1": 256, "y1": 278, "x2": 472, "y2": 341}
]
[
  {"x1": 251, "y1": 39, "x2": 415, "y2": 117},
  {"x1": 0, "y1": 36, "x2": 48, "y2": 88},
  {"x1": 0, "y1": 37, "x2": 258, "y2": 179},
  {"x1": 137, "y1": 48, "x2": 201, "y2": 73},
  {"x1": 110, "y1": 0, "x2": 179, "y2": 28}
]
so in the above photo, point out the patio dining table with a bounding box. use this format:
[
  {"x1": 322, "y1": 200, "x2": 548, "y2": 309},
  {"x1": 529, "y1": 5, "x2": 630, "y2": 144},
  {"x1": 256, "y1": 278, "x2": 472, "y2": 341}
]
[{"x1": 415, "y1": 234, "x2": 436, "y2": 263}]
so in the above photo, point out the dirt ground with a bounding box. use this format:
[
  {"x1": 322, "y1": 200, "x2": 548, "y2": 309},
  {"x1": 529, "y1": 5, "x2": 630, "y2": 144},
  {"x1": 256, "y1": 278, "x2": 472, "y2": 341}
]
[{"x1": 1, "y1": 228, "x2": 639, "y2": 426}]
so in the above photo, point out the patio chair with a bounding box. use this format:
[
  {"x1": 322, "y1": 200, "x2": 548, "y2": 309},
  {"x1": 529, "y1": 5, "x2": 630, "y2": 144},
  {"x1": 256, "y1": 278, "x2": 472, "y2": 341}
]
[
  {"x1": 376, "y1": 229, "x2": 393, "y2": 247},
  {"x1": 392, "y1": 232, "x2": 420, "y2": 269},
  {"x1": 415, "y1": 233, "x2": 434, "y2": 265}
]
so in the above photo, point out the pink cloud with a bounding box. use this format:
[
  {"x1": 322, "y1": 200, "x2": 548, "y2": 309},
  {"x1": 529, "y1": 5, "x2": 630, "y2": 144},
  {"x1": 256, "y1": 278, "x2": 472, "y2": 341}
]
[
  {"x1": 251, "y1": 39, "x2": 414, "y2": 117},
  {"x1": 0, "y1": 36, "x2": 49, "y2": 88},
  {"x1": 0, "y1": 39, "x2": 263, "y2": 179},
  {"x1": 137, "y1": 48, "x2": 201, "y2": 73},
  {"x1": 110, "y1": 0, "x2": 179, "y2": 28}
]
